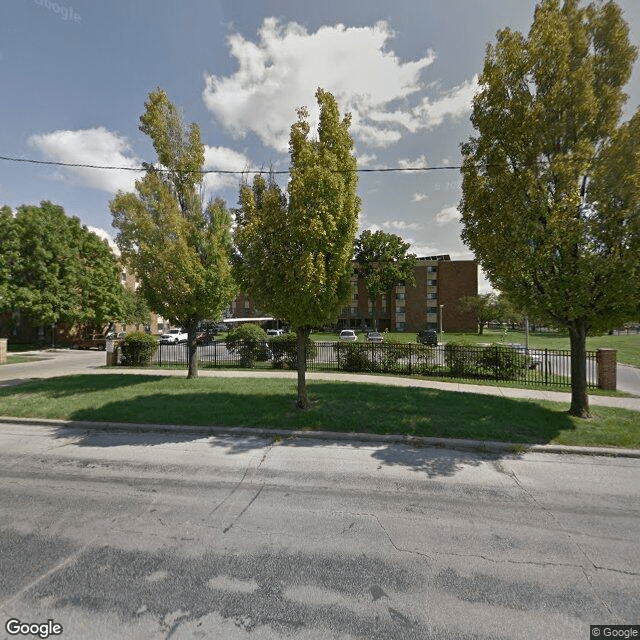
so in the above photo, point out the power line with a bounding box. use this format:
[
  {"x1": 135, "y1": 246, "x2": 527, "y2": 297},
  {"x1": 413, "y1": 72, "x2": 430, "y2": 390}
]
[{"x1": 0, "y1": 154, "x2": 462, "y2": 174}]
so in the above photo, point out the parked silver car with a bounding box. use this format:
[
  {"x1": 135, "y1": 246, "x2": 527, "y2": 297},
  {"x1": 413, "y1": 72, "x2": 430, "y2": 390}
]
[{"x1": 339, "y1": 329, "x2": 358, "y2": 342}]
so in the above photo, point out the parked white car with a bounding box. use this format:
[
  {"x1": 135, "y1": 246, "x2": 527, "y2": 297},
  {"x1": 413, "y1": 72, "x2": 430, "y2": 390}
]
[
  {"x1": 266, "y1": 329, "x2": 285, "y2": 337},
  {"x1": 339, "y1": 329, "x2": 358, "y2": 342},
  {"x1": 507, "y1": 343, "x2": 541, "y2": 369},
  {"x1": 160, "y1": 328, "x2": 188, "y2": 344}
]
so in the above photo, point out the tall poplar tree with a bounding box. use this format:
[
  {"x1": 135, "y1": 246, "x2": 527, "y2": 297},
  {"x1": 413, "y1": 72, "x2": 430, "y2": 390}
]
[
  {"x1": 235, "y1": 88, "x2": 360, "y2": 409},
  {"x1": 111, "y1": 89, "x2": 235, "y2": 378},
  {"x1": 460, "y1": 0, "x2": 640, "y2": 417}
]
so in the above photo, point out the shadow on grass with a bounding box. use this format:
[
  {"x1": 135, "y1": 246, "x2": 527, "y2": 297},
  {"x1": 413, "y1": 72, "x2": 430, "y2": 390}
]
[
  {"x1": 58, "y1": 386, "x2": 576, "y2": 442},
  {"x1": 0, "y1": 374, "x2": 166, "y2": 398}
]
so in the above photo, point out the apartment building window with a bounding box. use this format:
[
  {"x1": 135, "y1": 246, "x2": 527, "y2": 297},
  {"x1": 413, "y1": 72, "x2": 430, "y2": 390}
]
[
  {"x1": 396, "y1": 307, "x2": 406, "y2": 314},
  {"x1": 427, "y1": 306, "x2": 439, "y2": 314},
  {"x1": 427, "y1": 279, "x2": 437, "y2": 287},
  {"x1": 427, "y1": 293, "x2": 437, "y2": 300},
  {"x1": 427, "y1": 266, "x2": 437, "y2": 273},
  {"x1": 352, "y1": 293, "x2": 358, "y2": 301},
  {"x1": 396, "y1": 292, "x2": 405, "y2": 300}
]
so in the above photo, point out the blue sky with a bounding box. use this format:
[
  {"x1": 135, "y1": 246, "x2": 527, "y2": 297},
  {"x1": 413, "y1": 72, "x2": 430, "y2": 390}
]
[{"x1": 2, "y1": 0, "x2": 640, "y2": 292}]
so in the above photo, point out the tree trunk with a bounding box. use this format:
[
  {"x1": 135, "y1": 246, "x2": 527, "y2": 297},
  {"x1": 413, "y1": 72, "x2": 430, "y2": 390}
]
[
  {"x1": 478, "y1": 321, "x2": 484, "y2": 335},
  {"x1": 568, "y1": 319, "x2": 589, "y2": 418},
  {"x1": 296, "y1": 327, "x2": 310, "y2": 410},
  {"x1": 186, "y1": 320, "x2": 199, "y2": 379}
]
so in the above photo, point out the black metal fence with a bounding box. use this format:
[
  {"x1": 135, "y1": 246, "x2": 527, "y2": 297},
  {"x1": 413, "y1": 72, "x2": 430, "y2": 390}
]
[{"x1": 149, "y1": 341, "x2": 599, "y2": 388}]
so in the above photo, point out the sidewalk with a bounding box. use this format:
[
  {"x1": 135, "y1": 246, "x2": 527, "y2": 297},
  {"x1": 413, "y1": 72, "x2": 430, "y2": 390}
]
[
  {"x1": 96, "y1": 365, "x2": 640, "y2": 412},
  {"x1": 1, "y1": 355, "x2": 639, "y2": 457},
  {"x1": 1, "y1": 349, "x2": 639, "y2": 410}
]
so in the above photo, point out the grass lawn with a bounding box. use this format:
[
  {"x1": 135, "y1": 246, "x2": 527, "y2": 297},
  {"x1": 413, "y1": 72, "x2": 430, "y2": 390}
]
[
  {"x1": 311, "y1": 329, "x2": 640, "y2": 367},
  {"x1": 0, "y1": 374, "x2": 638, "y2": 449}
]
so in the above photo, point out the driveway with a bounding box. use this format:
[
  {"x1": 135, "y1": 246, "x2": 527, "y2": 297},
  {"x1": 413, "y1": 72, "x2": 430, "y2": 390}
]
[
  {"x1": 617, "y1": 363, "x2": 640, "y2": 396},
  {"x1": 0, "y1": 349, "x2": 105, "y2": 387}
]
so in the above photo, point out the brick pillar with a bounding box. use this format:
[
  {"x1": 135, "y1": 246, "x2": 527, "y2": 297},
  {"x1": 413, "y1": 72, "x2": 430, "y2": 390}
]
[
  {"x1": 0, "y1": 338, "x2": 6, "y2": 364},
  {"x1": 106, "y1": 339, "x2": 118, "y2": 366},
  {"x1": 596, "y1": 348, "x2": 617, "y2": 390}
]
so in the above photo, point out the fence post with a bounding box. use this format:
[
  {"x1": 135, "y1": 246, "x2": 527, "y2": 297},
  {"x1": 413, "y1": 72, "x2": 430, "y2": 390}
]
[
  {"x1": 544, "y1": 349, "x2": 548, "y2": 386},
  {"x1": 596, "y1": 348, "x2": 617, "y2": 390}
]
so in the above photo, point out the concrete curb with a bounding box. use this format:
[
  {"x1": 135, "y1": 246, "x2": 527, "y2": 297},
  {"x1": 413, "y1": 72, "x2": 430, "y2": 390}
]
[{"x1": 1, "y1": 416, "x2": 639, "y2": 459}]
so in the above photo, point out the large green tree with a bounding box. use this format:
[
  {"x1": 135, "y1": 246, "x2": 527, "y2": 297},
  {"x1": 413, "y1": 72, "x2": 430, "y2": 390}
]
[
  {"x1": 111, "y1": 89, "x2": 236, "y2": 378},
  {"x1": 353, "y1": 230, "x2": 417, "y2": 330},
  {"x1": 235, "y1": 88, "x2": 360, "y2": 409},
  {"x1": 460, "y1": 0, "x2": 640, "y2": 417},
  {"x1": 459, "y1": 293, "x2": 501, "y2": 335},
  {"x1": 1, "y1": 201, "x2": 126, "y2": 333}
]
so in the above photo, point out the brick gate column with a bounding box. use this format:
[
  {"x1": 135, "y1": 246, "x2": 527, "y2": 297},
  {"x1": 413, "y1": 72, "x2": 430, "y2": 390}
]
[{"x1": 596, "y1": 348, "x2": 617, "y2": 390}]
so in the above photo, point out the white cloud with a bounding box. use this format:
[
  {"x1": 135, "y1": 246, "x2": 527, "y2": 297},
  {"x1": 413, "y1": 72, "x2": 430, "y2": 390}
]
[
  {"x1": 86, "y1": 225, "x2": 120, "y2": 256},
  {"x1": 28, "y1": 127, "x2": 142, "y2": 194},
  {"x1": 202, "y1": 145, "x2": 252, "y2": 194},
  {"x1": 413, "y1": 76, "x2": 478, "y2": 129},
  {"x1": 27, "y1": 129, "x2": 251, "y2": 199},
  {"x1": 202, "y1": 19, "x2": 476, "y2": 152},
  {"x1": 399, "y1": 154, "x2": 429, "y2": 169},
  {"x1": 354, "y1": 152, "x2": 378, "y2": 167},
  {"x1": 435, "y1": 205, "x2": 461, "y2": 226},
  {"x1": 409, "y1": 242, "x2": 439, "y2": 257},
  {"x1": 412, "y1": 192, "x2": 428, "y2": 202},
  {"x1": 381, "y1": 220, "x2": 422, "y2": 232}
]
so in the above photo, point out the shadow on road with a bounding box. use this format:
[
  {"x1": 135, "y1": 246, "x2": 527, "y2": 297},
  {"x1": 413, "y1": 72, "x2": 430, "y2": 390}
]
[{"x1": 45, "y1": 426, "x2": 515, "y2": 479}]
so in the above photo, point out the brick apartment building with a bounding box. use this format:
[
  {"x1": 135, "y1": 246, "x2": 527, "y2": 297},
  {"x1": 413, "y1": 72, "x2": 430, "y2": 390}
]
[
  {"x1": 337, "y1": 255, "x2": 477, "y2": 333},
  {"x1": 228, "y1": 255, "x2": 478, "y2": 333}
]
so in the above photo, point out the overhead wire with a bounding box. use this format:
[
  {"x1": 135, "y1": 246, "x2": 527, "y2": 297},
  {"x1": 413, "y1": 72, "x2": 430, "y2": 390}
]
[{"x1": 0, "y1": 154, "x2": 462, "y2": 174}]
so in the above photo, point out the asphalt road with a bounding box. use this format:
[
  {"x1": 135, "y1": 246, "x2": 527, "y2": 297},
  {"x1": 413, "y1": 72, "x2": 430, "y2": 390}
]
[{"x1": 0, "y1": 422, "x2": 637, "y2": 639}]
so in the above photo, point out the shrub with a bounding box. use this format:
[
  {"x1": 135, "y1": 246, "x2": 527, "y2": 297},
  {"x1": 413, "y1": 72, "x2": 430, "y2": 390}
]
[
  {"x1": 225, "y1": 324, "x2": 268, "y2": 367},
  {"x1": 478, "y1": 344, "x2": 529, "y2": 379},
  {"x1": 443, "y1": 340, "x2": 478, "y2": 377},
  {"x1": 413, "y1": 343, "x2": 440, "y2": 375},
  {"x1": 269, "y1": 333, "x2": 317, "y2": 369},
  {"x1": 120, "y1": 331, "x2": 158, "y2": 367},
  {"x1": 376, "y1": 338, "x2": 412, "y2": 373},
  {"x1": 334, "y1": 342, "x2": 374, "y2": 372}
]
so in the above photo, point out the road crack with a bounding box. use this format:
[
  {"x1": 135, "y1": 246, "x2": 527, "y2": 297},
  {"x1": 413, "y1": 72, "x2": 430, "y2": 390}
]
[
  {"x1": 206, "y1": 441, "x2": 274, "y2": 519},
  {"x1": 223, "y1": 484, "x2": 265, "y2": 534},
  {"x1": 501, "y1": 466, "x2": 620, "y2": 617}
]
